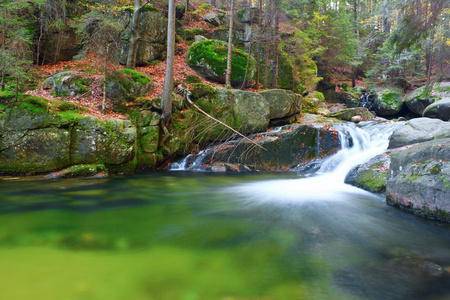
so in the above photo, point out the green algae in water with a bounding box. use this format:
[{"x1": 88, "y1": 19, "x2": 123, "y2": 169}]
[{"x1": 0, "y1": 173, "x2": 450, "y2": 299}]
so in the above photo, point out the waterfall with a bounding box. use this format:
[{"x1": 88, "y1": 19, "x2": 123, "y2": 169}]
[{"x1": 229, "y1": 121, "x2": 402, "y2": 203}]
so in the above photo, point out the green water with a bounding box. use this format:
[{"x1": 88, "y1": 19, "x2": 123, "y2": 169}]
[{"x1": 0, "y1": 172, "x2": 449, "y2": 300}]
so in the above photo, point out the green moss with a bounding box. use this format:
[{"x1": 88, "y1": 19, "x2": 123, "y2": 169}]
[
  {"x1": 16, "y1": 95, "x2": 49, "y2": 115},
  {"x1": 381, "y1": 87, "x2": 403, "y2": 106},
  {"x1": 141, "y1": 5, "x2": 158, "y2": 12},
  {"x1": 186, "y1": 40, "x2": 256, "y2": 83},
  {"x1": 121, "y1": 69, "x2": 152, "y2": 85},
  {"x1": 189, "y1": 83, "x2": 217, "y2": 100},
  {"x1": 184, "y1": 75, "x2": 202, "y2": 84}
]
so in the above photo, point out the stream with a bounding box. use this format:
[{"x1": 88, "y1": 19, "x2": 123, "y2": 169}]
[{"x1": 0, "y1": 121, "x2": 450, "y2": 300}]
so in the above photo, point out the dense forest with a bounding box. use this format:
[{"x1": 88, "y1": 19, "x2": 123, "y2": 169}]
[{"x1": 1, "y1": 0, "x2": 449, "y2": 97}]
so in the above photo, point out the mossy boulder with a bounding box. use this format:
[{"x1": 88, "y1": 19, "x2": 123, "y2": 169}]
[
  {"x1": 44, "y1": 71, "x2": 92, "y2": 98},
  {"x1": 131, "y1": 110, "x2": 161, "y2": 169},
  {"x1": 374, "y1": 87, "x2": 404, "y2": 117},
  {"x1": 405, "y1": 83, "x2": 450, "y2": 116},
  {"x1": 302, "y1": 91, "x2": 326, "y2": 114},
  {"x1": 0, "y1": 127, "x2": 71, "y2": 174},
  {"x1": 256, "y1": 52, "x2": 294, "y2": 90},
  {"x1": 71, "y1": 116, "x2": 136, "y2": 165},
  {"x1": 106, "y1": 69, "x2": 153, "y2": 101},
  {"x1": 186, "y1": 39, "x2": 256, "y2": 87},
  {"x1": 388, "y1": 117, "x2": 450, "y2": 149},
  {"x1": 386, "y1": 138, "x2": 450, "y2": 222},
  {"x1": 119, "y1": 9, "x2": 167, "y2": 65},
  {"x1": 345, "y1": 154, "x2": 390, "y2": 193},
  {"x1": 259, "y1": 89, "x2": 302, "y2": 120},
  {"x1": 423, "y1": 97, "x2": 450, "y2": 121},
  {"x1": 327, "y1": 107, "x2": 374, "y2": 121}
]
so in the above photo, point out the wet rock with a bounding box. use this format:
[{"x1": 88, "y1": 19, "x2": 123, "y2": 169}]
[
  {"x1": 351, "y1": 115, "x2": 361, "y2": 123},
  {"x1": 345, "y1": 153, "x2": 390, "y2": 193},
  {"x1": 334, "y1": 257, "x2": 450, "y2": 300},
  {"x1": 328, "y1": 107, "x2": 374, "y2": 122},
  {"x1": 388, "y1": 117, "x2": 450, "y2": 149},
  {"x1": 386, "y1": 138, "x2": 450, "y2": 222},
  {"x1": 175, "y1": 123, "x2": 341, "y2": 171}
]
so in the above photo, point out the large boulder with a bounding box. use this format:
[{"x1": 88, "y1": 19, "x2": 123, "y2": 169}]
[
  {"x1": 132, "y1": 110, "x2": 161, "y2": 169},
  {"x1": 0, "y1": 127, "x2": 71, "y2": 174},
  {"x1": 175, "y1": 123, "x2": 341, "y2": 171},
  {"x1": 386, "y1": 138, "x2": 450, "y2": 222},
  {"x1": 37, "y1": 27, "x2": 81, "y2": 64},
  {"x1": 71, "y1": 116, "x2": 136, "y2": 165},
  {"x1": 259, "y1": 89, "x2": 302, "y2": 120},
  {"x1": 374, "y1": 87, "x2": 404, "y2": 117},
  {"x1": 345, "y1": 153, "x2": 390, "y2": 193},
  {"x1": 186, "y1": 39, "x2": 256, "y2": 87},
  {"x1": 43, "y1": 71, "x2": 92, "y2": 98},
  {"x1": 327, "y1": 107, "x2": 374, "y2": 122},
  {"x1": 405, "y1": 82, "x2": 450, "y2": 116},
  {"x1": 388, "y1": 117, "x2": 450, "y2": 149},
  {"x1": 423, "y1": 97, "x2": 450, "y2": 121},
  {"x1": 119, "y1": 8, "x2": 167, "y2": 66},
  {"x1": 106, "y1": 69, "x2": 153, "y2": 101}
]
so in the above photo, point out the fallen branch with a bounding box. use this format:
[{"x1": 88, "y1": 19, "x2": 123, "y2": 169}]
[{"x1": 184, "y1": 91, "x2": 266, "y2": 151}]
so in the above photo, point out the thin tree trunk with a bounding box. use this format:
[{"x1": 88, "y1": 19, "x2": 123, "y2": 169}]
[
  {"x1": 161, "y1": 0, "x2": 176, "y2": 127},
  {"x1": 353, "y1": 0, "x2": 358, "y2": 35},
  {"x1": 263, "y1": 0, "x2": 271, "y2": 89},
  {"x1": 241, "y1": 42, "x2": 253, "y2": 89},
  {"x1": 0, "y1": 8, "x2": 6, "y2": 91},
  {"x1": 36, "y1": 18, "x2": 44, "y2": 66},
  {"x1": 102, "y1": 43, "x2": 108, "y2": 113},
  {"x1": 255, "y1": 0, "x2": 262, "y2": 87},
  {"x1": 271, "y1": 9, "x2": 279, "y2": 89},
  {"x1": 225, "y1": 0, "x2": 235, "y2": 89},
  {"x1": 54, "y1": 29, "x2": 63, "y2": 64}
]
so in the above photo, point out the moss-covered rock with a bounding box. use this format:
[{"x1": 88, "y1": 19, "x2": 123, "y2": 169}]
[
  {"x1": 106, "y1": 69, "x2": 153, "y2": 101},
  {"x1": 405, "y1": 82, "x2": 450, "y2": 116},
  {"x1": 257, "y1": 52, "x2": 294, "y2": 90},
  {"x1": 386, "y1": 138, "x2": 450, "y2": 223},
  {"x1": 71, "y1": 116, "x2": 136, "y2": 166},
  {"x1": 302, "y1": 91, "x2": 326, "y2": 114},
  {"x1": 186, "y1": 39, "x2": 256, "y2": 87},
  {"x1": 374, "y1": 87, "x2": 404, "y2": 117},
  {"x1": 45, "y1": 71, "x2": 92, "y2": 97},
  {"x1": 423, "y1": 97, "x2": 450, "y2": 121},
  {"x1": 345, "y1": 154, "x2": 390, "y2": 193}
]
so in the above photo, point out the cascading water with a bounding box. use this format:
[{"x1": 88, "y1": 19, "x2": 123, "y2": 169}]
[{"x1": 233, "y1": 121, "x2": 402, "y2": 202}]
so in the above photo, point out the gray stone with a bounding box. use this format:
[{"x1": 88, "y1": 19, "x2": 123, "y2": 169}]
[
  {"x1": 259, "y1": 89, "x2": 302, "y2": 120},
  {"x1": 386, "y1": 138, "x2": 450, "y2": 222},
  {"x1": 119, "y1": 10, "x2": 167, "y2": 66},
  {"x1": 203, "y1": 13, "x2": 224, "y2": 26},
  {"x1": 345, "y1": 153, "x2": 390, "y2": 193},
  {"x1": 327, "y1": 107, "x2": 374, "y2": 122},
  {"x1": 388, "y1": 117, "x2": 450, "y2": 149},
  {"x1": 423, "y1": 97, "x2": 450, "y2": 121}
]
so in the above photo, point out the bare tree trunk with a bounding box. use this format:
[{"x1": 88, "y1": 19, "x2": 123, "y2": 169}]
[
  {"x1": 225, "y1": 0, "x2": 235, "y2": 89},
  {"x1": 102, "y1": 43, "x2": 108, "y2": 113},
  {"x1": 263, "y1": 0, "x2": 271, "y2": 89},
  {"x1": 161, "y1": 0, "x2": 176, "y2": 128},
  {"x1": 241, "y1": 42, "x2": 253, "y2": 89},
  {"x1": 1, "y1": 8, "x2": 6, "y2": 91},
  {"x1": 36, "y1": 18, "x2": 44, "y2": 65},
  {"x1": 271, "y1": 9, "x2": 279, "y2": 89},
  {"x1": 255, "y1": 0, "x2": 262, "y2": 87},
  {"x1": 126, "y1": 0, "x2": 151, "y2": 69}
]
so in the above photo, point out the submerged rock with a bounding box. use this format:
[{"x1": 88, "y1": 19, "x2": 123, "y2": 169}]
[
  {"x1": 386, "y1": 138, "x2": 450, "y2": 222},
  {"x1": 388, "y1": 117, "x2": 450, "y2": 149}
]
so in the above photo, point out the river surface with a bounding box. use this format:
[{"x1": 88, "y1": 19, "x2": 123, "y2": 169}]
[{"x1": 1, "y1": 122, "x2": 450, "y2": 300}]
